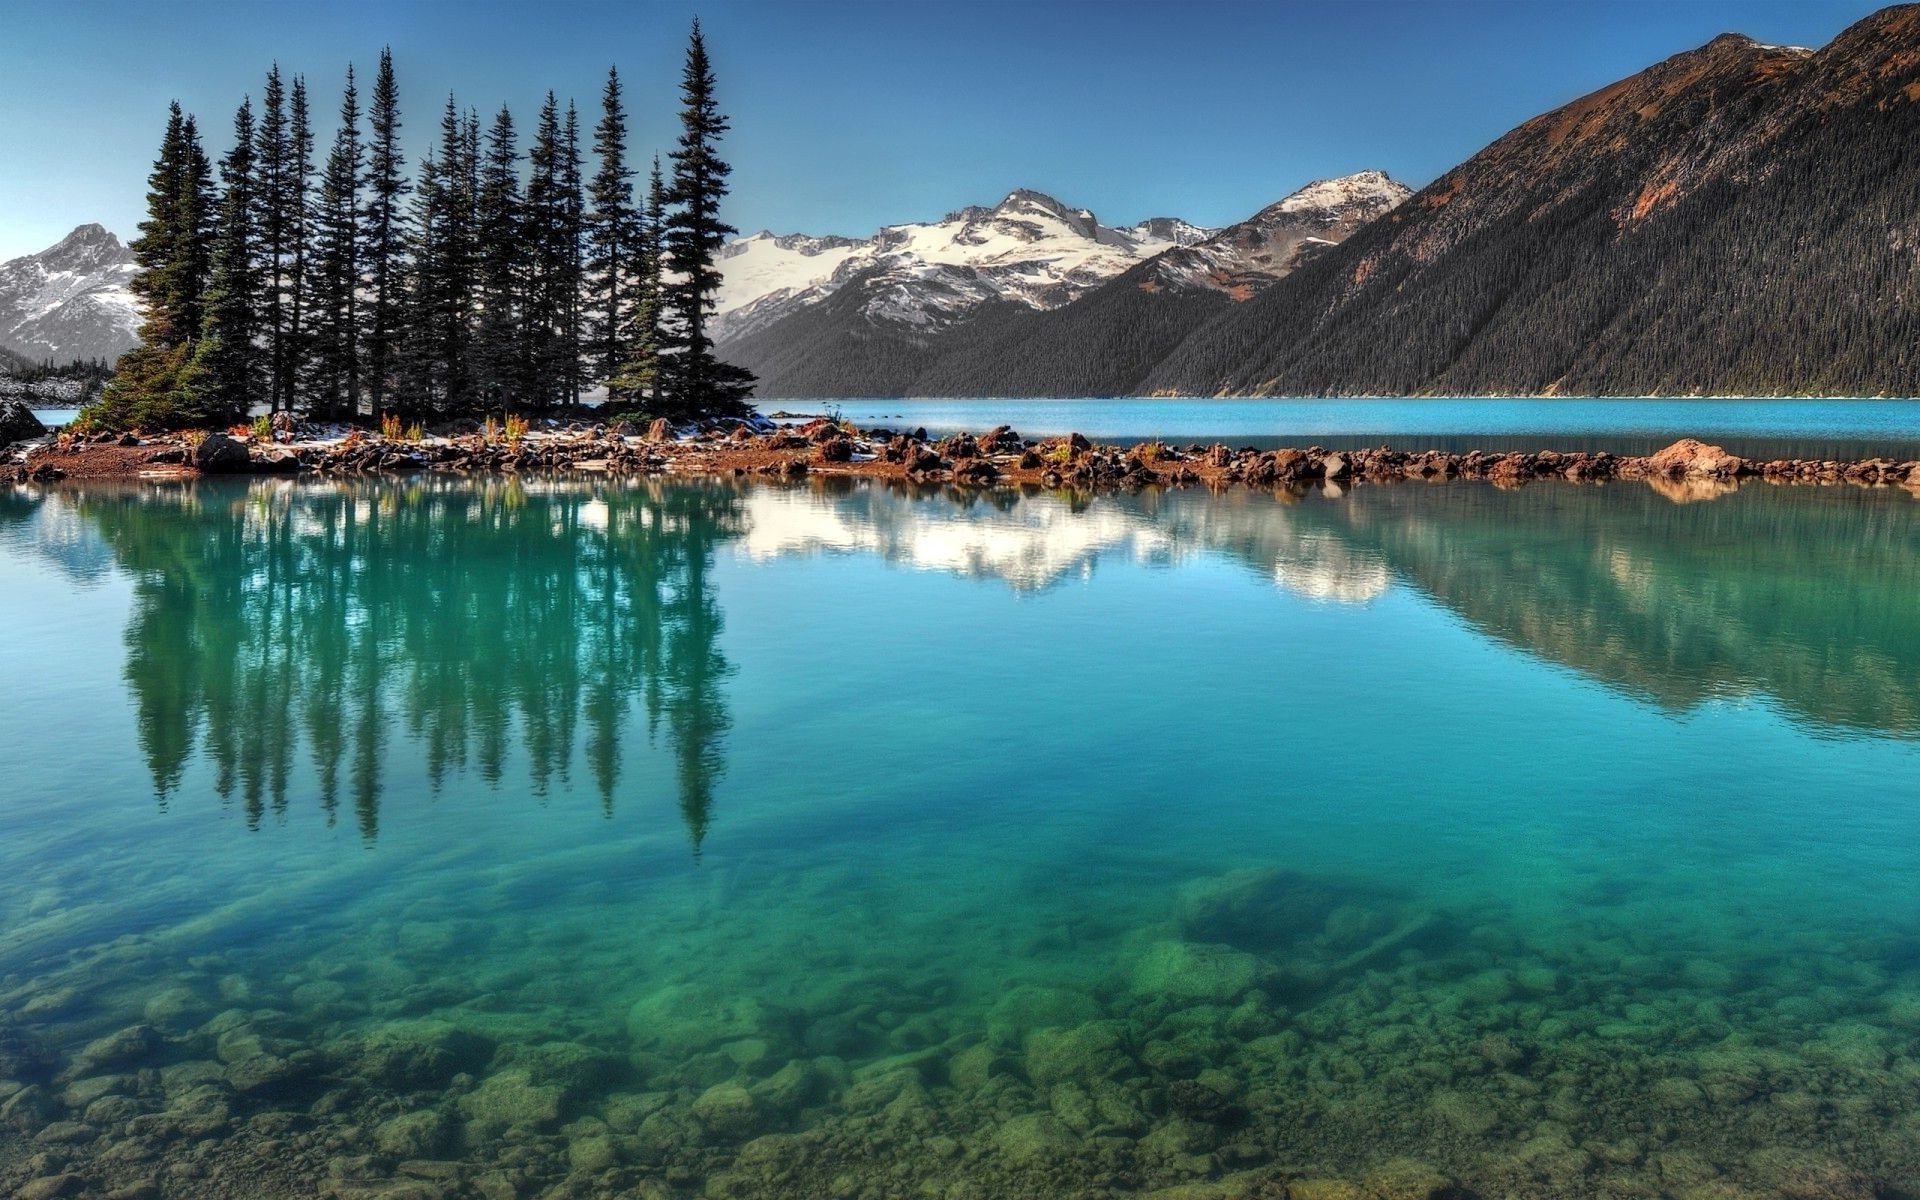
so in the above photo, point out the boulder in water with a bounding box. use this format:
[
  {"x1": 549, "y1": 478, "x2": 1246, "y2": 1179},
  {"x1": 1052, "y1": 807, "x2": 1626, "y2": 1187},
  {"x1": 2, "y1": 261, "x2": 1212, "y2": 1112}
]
[{"x1": 1649, "y1": 438, "x2": 1746, "y2": 479}]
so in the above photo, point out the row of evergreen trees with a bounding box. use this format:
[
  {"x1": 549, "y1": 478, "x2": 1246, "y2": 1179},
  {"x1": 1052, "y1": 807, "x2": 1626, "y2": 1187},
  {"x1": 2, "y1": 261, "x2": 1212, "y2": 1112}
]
[{"x1": 88, "y1": 21, "x2": 754, "y2": 432}]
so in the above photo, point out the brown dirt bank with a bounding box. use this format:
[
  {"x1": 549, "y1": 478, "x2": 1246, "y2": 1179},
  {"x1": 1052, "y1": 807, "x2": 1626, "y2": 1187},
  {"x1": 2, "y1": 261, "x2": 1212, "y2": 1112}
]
[{"x1": 9, "y1": 421, "x2": 1920, "y2": 496}]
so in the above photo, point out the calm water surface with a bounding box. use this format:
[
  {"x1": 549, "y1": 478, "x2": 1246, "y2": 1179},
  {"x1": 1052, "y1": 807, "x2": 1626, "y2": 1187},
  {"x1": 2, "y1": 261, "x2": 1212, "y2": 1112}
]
[
  {"x1": 2, "y1": 474, "x2": 1919, "y2": 1198},
  {"x1": 781, "y1": 396, "x2": 1920, "y2": 460}
]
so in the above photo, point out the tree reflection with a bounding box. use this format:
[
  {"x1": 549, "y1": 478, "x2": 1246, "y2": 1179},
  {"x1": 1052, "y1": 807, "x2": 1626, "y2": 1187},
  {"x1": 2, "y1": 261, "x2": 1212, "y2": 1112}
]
[{"x1": 69, "y1": 477, "x2": 743, "y2": 851}]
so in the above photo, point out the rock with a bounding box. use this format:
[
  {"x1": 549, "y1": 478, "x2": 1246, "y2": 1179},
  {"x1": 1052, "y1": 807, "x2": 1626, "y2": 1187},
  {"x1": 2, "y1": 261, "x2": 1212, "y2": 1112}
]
[
  {"x1": 193, "y1": 432, "x2": 251, "y2": 473},
  {"x1": 69, "y1": 1026, "x2": 159, "y2": 1076},
  {"x1": 34, "y1": 1119, "x2": 96, "y2": 1145},
  {"x1": 142, "y1": 987, "x2": 210, "y2": 1032},
  {"x1": 373, "y1": 1109, "x2": 453, "y2": 1159},
  {"x1": 1129, "y1": 940, "x2": 1265, "y2": 1004},
  {"x1": 350, "y1": 1022, "x2": 491, "y2": 1090},
  {"x1": 952, "y1": 458, "x2": 998, "y2": 484},
  {"x1": 1024, "y1": 1021, "x2": 1134, "y2": 1086},
  {"x1": 488, "y1": 1041, "x2": 621, "y2": 1096},
  {"x1": 1361, "y1": 1158, "x2": 1458, "y2": 1200},
  {"x1": 689, "y1": 1080, "x2": 760, "y2": 1140},
  {"x1": 1, "y1": 1084, "x2": 57, "y2": 1130},
  {"x1": 1174, "y1": 867, "x2": 1346, "y2": 953},
  {"x1": 1272, "y1": 448, "x2": 1312, "y2": 481},
  {"x1": 225, "y1": 1052, "x2": 302, "y2": 1094},
  {"x1": 1648, "y1": 438, "x2": 1746, "y2": 479},
  {"x1": 0, "y1": 398, "x2": 46, "y2": 448},
  {"x1": 457, "y1": 1069, "x2": 563, "y2": 1133},
  {"x1": 568, "y1": 1132, "x2": 621, "y2": 1173},
  {"x1": 1321, "y1": 453, "x2": 1351, "y2": 480},
  {"x1": 986, "y1": 986, "x2": 1101, "y2": 1047},
  {"x1": 993, "y1": 1112, "x2": 1076, "y2": 1166},
  {"x1": 251, "y1": 447, "x2": 300, "y2": 474},
  {"x1": 643, "y1": 418, "x2": 673, "y2": 443},
  {"x1": 939, "y1": 432, "x2": 980, "y2": 459},
  {"x1": 815, "y1": 436, "x2": 854, "y2": 463},
  {"x1": 16, "y1": 1175, "x2": 83, "y2": 1200},
  {"x1": 626, "y1": 984, "x2": 786, "y2": 1059}
]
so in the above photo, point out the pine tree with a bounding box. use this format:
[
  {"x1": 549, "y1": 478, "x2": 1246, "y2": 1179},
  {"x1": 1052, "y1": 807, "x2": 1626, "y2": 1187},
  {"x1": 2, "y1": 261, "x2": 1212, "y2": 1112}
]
[
  {"x1": 364, "y1": 47, "x2": 410, "y2": 415},
  {"x1": 254, "y1": 65, "x2": 294, "y2": 412},
  {"x1": 285, "y1": 74, "x2": 314, "y2": 413},
  {"x1": 609, "y1": 157, "x2": 666, "y2": 403},
  {"x1": 403, "y1": 95, "x2": 480, "y2": 414},
  {"x1": 307, "y1": 66, "x2": 363, "y2": 420},
  {"x1": 587, "y1": 66, "x2": 637, "y2": 394},
  {"x1": 125, "y1": 103, "x2": 195, "y2": 349},
  {"x1": 662, "y1": 19, "x2": 755, "y2": 418},
  {"x1": 186, "y1": 97, "x2": 264, "y2": 426},
  {"x1": 88, "y1": 105, "x2": 216, "y2": 429},
  {"x1": 523, "y1": 92, "x2": 564, "y2": 409},
  {"x1": 560, "y1": 100, "x2": 586, "y2": 405},
  {"x1": 475, "y1": 104, "x2": 525, "y2": 406}
]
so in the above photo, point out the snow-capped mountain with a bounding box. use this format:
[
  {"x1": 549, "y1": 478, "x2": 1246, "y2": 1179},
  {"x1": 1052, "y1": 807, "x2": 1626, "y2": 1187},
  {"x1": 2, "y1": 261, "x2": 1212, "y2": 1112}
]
[
  {"x1": 1139, "y1": 171, "x2": 1411, "y2": 297},
  {"x1": 715, "y1": 190, "x2": 1213, "y2": 343},
  {"x1": 0, "y1": 225, "x2": 140, "y2": 364}
]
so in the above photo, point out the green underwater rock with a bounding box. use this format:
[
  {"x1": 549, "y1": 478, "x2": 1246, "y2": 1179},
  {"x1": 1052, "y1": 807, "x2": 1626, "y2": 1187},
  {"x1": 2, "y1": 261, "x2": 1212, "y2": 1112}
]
[{"x1": 1129, "y1": 940, "x2": 1266, "y2": 1004}]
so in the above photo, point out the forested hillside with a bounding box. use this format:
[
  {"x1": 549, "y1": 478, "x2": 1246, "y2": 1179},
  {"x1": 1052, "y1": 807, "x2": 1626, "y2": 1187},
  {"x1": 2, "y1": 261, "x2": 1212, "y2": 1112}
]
[
  {"x1": 736, "y1": 6, "x2": 1920, "y2": 400},
  {"x1": 1148, "y1": 8, "x2": 1920, "y2": 397}
]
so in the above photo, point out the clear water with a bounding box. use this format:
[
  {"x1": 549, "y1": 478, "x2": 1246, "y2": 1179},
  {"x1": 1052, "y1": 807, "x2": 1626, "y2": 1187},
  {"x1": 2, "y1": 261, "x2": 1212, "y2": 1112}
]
[
  {"x1": 2, "y1": 474, "x2": 1919, "y2": 1198},
  {"x1": 779, "y1": 396, "x2": 1920, "y2": 460},
  {"x1": 24, "y1": 408, "x2": 79, "y2": 429}
]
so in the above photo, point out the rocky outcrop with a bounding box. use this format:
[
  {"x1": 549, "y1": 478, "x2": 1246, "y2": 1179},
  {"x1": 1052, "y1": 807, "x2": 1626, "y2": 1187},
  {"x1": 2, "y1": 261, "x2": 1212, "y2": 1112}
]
[
  {"x1": 0, "y1": 398, "x2": 45, "y2": 448},
  {"x1": 191, "y1": 432, "x2": 250, "y2": 474},
  {"x1": 1648, "y1": 438, "x2": 1746, "y2": 479}
]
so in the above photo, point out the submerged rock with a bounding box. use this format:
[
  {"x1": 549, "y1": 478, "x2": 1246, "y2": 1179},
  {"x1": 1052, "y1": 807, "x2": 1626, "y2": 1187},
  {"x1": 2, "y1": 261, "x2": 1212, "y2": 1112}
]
[
  {"x1": 1129, "y1": 940, "x2": 1265, "y2": 1004},
  {"x1": 456, "y1": 1069, "x2": 563, "y2": 1133},
  {"x1": 987, "y1": 985, "x2": 1101, "y2": 1048},
  {"x1": 1024, "y1": 1020, "x2": 1135, "y2": 1087},
  {"x1": 373, "y1": 1108, "x2": 453, "y2": 1158},
  {"x1": 347, "y1": 1021, "x2": 492, "y2": 1090},
  {"x1": 626, "y1": 983, "x2": 789, "y2": 1059}
]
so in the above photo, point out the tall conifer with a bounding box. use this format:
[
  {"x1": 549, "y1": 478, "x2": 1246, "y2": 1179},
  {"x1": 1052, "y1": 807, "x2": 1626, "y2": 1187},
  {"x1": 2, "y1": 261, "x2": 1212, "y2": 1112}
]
[
  {"x1": 475, "y1": 105, "x2": 524, "y2": 406},
  {"x1": 587, "y1": 67, "x2": 637, "y2": 393},
  {"x1": 364, "y1": 47, "x2": 409, "y2": 414},
  {"x1": 307, "y1": 66, "x2": 363, "y2": 419},
  {"x1": 662, "y1": 20, "x2": 754, "y2": 417},
  {"x1": 188, "y1": 97, "x2": 263, "y2": 426}
]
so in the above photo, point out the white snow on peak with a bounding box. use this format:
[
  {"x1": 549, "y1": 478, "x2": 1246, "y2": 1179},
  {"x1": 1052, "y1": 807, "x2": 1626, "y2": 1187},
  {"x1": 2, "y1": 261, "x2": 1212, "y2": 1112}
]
[
  {"x1": 714, "y1": 190, "x2": 1220, "y2": 341},
  {"x1": 0, "y1": 224, "x2": 140, "y2": 362},
  {"x1": 1142, "y1": 171, "x2": 1411, "y2": 298}
]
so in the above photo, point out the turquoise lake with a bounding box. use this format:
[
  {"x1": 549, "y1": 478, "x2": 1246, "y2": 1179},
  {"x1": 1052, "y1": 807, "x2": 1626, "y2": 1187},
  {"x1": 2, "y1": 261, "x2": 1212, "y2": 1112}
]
[
  {"x1": 2, "y1": 472, "x2": 1919, "y2": 1198},
  {"x1": 790, "y1": 396, "x2": 1920, "y2": 461}
]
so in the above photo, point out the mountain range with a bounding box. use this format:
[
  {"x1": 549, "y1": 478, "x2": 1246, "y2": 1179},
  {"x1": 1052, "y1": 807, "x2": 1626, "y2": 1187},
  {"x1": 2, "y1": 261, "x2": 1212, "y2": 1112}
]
[
  {"x1": 20, "y1": 5, "x2": 1920, "y2": 400},
  {"x1": 715, "y1": 172, "x2": 1409, "y2": 397},
  {"x1": 724, "y1": 4, "x2": 1920, "y2": 399},
  {"x1": 0, "y1": 224, "x2": 139, "y2": 365}
]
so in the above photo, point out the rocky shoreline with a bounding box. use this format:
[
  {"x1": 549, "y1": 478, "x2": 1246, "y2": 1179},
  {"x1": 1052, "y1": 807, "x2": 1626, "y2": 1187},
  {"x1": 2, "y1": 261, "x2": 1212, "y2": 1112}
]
[{"x1": 7, "y1": 412, "x2": 1920, "y2": 496}]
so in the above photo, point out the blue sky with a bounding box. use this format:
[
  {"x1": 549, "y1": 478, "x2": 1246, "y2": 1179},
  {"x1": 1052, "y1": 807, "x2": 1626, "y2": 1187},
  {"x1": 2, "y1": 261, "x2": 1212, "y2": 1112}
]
[{"x1": 0, "y1": 0, "x2": 1882, "y2": 260}]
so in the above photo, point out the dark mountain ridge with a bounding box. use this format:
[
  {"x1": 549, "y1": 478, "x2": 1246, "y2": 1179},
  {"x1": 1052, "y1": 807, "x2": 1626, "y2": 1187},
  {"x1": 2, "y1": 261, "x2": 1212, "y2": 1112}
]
[
  {"x1": 732, "y1": 6, "x2": 1920, "y2": 399},
  {"x1": 1148, "y1": 9, "x2": 1920, "y2": 397}
]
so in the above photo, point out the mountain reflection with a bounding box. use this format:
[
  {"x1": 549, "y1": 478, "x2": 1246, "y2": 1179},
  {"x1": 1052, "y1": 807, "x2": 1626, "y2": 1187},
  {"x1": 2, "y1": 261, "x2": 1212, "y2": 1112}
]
[
  {"x1": 11, "y1": 473, "x2": 1919, "y2": 849},
  {"x1": 757, "y1": 478, "x2": 1920, "y2": 738},
  {"x1": 25, "y1": 478, "x2": 742, "y2": 849}
]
